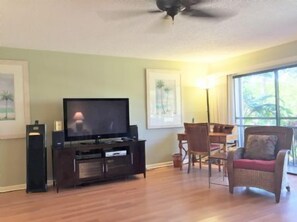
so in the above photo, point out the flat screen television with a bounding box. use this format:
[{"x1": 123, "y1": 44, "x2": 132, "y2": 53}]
[{"x1": 63, "y1": 98, "x2": 130, "y2": 142}]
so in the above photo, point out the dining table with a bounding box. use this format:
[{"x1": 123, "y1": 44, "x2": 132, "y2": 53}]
[{"x1": 177, "y1": 132, "x2": 238, "y2": 169}]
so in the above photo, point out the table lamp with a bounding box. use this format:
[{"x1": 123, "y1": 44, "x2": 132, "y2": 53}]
[{"x1": 73, "y1": 111, "x2": 84, "y2": 132}]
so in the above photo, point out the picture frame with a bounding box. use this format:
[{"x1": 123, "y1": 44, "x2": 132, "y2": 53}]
[
  {"x1": 146, "y1": 69, "x2": 183, "y2": 129},
  {"x1": 0, "y1": 60, "x2": 30, "y2": 139}
]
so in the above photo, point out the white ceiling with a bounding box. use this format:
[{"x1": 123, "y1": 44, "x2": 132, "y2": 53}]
[{"x1": 1, "y1": 0, "x2": 297, "y2": 63}]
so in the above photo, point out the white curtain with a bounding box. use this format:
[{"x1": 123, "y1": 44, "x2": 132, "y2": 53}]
[
  {"x1": 209, "y1": 81, "x2": 224, "y2": 123},
  {"x1": 209, "y1": 75, "x2": 230, "y2": 124},
  {"x1": 206, "y1": 74, "x2": 237, "y2": 125},
  {"x1": 227, "y1": 74, "x2": 236, "y2": 124}
]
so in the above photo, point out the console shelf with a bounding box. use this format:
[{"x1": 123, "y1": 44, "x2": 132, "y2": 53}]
[{"x1": 52, "y1": 140, "x2": 146, "y2": 192}]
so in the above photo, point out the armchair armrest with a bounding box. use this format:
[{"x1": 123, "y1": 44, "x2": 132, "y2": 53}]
[
  {"x1": 227, "y1": 147, "x2": 244, "y2": 194},
  {"x1": 275, "y1": 149, "x2": 289, "y2": 170},
  {"x1": 227, "y1": 147, "x2": 245, "y2": 162},
  {"x1": 227, "y1": 147, "x2": 244, "y2": 175},
  {"x1": 275, "y1": 149, "x2": 290, "y2": 177},
  {"x1": 227, "y1": 147, "x2": 244, "y2": 170},
  {"x1": 274, "y1": 149, "x2": 290, "y2": 202}
]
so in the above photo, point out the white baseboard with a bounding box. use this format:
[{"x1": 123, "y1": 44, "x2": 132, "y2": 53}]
[
  {"x1": 0, "y1": 184, "x2": 25, "y2": 193},
  {"x1": 146, "y1": 161, "x2": 173, "y2": 170},
  {"x1": 0, "y1": 180, "x2": 54, "y2": 193},
  {"x1": 0, "y1": 162, "x2": 177, "y2": 193}
]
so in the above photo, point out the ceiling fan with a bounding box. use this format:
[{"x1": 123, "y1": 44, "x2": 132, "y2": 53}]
[{"x1": 151, "y1": 0, "x2": 225, "y2": 21}]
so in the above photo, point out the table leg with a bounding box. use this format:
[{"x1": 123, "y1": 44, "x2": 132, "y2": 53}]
[{"x1": 178, "y1": 140, "x2": 187, "y2": 170}]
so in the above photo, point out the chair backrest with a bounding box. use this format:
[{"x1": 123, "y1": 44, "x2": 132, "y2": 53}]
[
  {"x1": 184, "y1": 123, "x2": 210, "y2": 153},
  {"x1": 244, "y1": 126, "x2": 293, "y2": 154},
  {"x1": 212, "y1": 123, "x2": 234, "y2": 134}
]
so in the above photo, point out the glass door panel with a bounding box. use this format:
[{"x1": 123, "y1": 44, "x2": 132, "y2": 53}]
[{"x1": 278, "y1": 68, "x2": 297, "y2": 174}]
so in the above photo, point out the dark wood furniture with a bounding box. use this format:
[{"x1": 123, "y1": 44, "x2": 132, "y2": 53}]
[{"x1": 52, "y1": 140, "x2": 146, "y2": 192}]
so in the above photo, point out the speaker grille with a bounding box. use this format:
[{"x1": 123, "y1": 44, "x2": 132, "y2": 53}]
[
  {"x1": 26, "y1": 135, "x2": 47, "y2": 192},
  {"x1": 52, "y1": 131, "x2": 64, "y2": 149},
  {"x1": 129, "y1": 125, "x2": 138, "y2": 140}
]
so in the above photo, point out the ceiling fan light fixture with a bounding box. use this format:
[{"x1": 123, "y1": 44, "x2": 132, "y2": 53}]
[
  {"x1": 154, "y1": 0, "x2": 223, "y2": 21},
  {"x1": 166, "y1": 6, "x2": 180, "y2": 20}
]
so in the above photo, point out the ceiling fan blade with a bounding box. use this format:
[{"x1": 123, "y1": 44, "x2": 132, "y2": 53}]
[
  {"x1": 186, "y1": 9, "x2": 218, "y2": 18},
  {"x1": 181, "y1": 0, "x2": 207, "y2": 8},
  {"x1": 97, "y1": 9, "x2": 147, "y2": 21},
  {"x1": 184, "y1": 8, "x2": 236, "y2": 19},
  {"x1": 148, "y1": 9, "x2": 164, "y2": 13}
]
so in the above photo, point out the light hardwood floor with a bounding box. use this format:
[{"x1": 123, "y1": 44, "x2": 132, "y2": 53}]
[{"x1": 0, "y1": 165, "x2": 296, "y2": 222}]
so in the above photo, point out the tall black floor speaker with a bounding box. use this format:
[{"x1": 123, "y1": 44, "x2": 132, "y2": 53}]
[{"x1": 26, "y1": 123, "x2": 47, "y2": 192}]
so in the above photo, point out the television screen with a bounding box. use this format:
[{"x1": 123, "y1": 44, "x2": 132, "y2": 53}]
[{"x1": 63, "y1": 98, "x2": 130, "y2": 142}]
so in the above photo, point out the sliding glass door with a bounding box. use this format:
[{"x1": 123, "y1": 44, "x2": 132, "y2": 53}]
[
  {"x1": 233, "y1": 66, "x2": 297, "y2": 174},
  {"x1": 278, "y1": 67, "x2": 297, "y2": 174}
]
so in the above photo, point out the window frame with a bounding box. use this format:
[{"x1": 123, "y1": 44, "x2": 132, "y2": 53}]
[{"x1": 233, "y1": 64, "x2": 297, "y2": 146}]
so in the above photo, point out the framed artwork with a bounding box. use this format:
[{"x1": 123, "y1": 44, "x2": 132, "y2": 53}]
[
  {"x1": 146, "y1": 69, "x2": 183, "y2": 129},
  {"x1": 0, "y1": 60, "x2": 30, "y2": 139}
]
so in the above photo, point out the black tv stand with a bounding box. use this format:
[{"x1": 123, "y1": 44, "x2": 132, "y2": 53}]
[
  {"x1": 121, "y1": 137, "x2": 134, "y2": 142},
  {"x1": 52, "y1": 140, "x2": 146, "y2": 192}
]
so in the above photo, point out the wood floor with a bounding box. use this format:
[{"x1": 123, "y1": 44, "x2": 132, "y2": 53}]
[{"x1": 0, "y1": 165, "x2": 297, "y2": 222}]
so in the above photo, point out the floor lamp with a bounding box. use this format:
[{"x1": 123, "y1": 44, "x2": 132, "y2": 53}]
[
  {"x1": 206, "y1": 88, "x2": 210, "y2": 123},
  {"x1": 198, "y1": 77, "x2": 216, "y2": 124}
]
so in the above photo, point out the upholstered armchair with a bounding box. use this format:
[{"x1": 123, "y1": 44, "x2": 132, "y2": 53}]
[{"x1": 227, "y1": 126, "x2": 293, "y2": 203}]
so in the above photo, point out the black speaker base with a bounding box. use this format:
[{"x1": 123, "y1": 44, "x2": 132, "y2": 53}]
[{"x1": 26, "y1": 185, "x2": 47, "y2": 193}]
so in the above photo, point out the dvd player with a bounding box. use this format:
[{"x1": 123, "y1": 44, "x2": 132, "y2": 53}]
[
  {"x1": 76, "y1": 153, "x2": 102, "y2": 160},
  {"x1": 105, "y1": 150, "x2": 127, "y2": 157}
]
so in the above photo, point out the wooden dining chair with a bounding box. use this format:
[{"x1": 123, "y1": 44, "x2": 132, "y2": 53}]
[
  {"x1": 212, "y1": 123, "x2": 234, "y2": 134},
  {"x1": 184, "y1": 123, "x2": 221, "y2": 174}
]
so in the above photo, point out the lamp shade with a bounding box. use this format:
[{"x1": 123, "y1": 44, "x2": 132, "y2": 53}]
[
  {"x1": 197, "y1": 77, "x2": 217, "y2": 89},
  {"x1": 73, "y1": 112, "x2": 84, "y2": 121}
]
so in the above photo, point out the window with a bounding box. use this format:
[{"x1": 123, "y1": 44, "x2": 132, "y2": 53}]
[{"x1": 233, "y1": 65, "x2": 297, "y2": 171}]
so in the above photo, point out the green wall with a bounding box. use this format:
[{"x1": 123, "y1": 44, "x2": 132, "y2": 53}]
[
  {"x1": 206, "y1": 40, "x2": 297, "y2": 127},
  {"x1": 2, "y1": 39, "x2": 297, "y2": 189},
  {"x1": 209, "y1": 40, "x2": 297, "y2": 75},
  {"x1": 0, "y1": 47, "x2": 208, "y2": 189}
]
